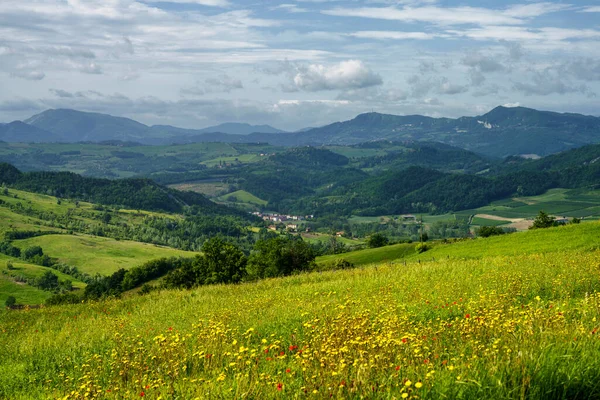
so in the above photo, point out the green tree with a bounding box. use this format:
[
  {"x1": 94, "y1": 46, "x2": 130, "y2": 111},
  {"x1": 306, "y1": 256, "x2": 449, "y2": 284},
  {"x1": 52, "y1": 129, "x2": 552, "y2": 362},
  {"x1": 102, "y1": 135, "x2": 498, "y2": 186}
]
[
  {"x1": 22, "y1": 246, "x2": 43, "y2": 260},
  {"x1": 246, "y1": 236, "x2": 315, "y2": 280},
  {"x1": 36, "y1": 271, "x2": 59, "y2": 291},
  {"x1": 196, "y1": 237, "x2": 247, "y2": 285},
  {"x1": 367, "y1": 233, "x2": 389, "y2": 248},
  {"x1": 530, "y1": 210, "x2": 557, "y2": 229},
  {"x1": 5, "y1": 296, "x2": 16, "y2": 307},
  {"x1": 476, "y1": 226, "x2": 505, "y2": 238}
]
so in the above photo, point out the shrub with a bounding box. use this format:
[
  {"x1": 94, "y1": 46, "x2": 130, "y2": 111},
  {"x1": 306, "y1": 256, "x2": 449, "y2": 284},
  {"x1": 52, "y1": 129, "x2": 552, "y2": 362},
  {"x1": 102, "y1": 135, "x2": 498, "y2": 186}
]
[
  {"x1": 476, "y1": 226, "x2": 506, "y2": 238},
  {"x1": 6, "y1": 261, "x2": 14, "y2": 270},
  {"x1": 332, "y1": 259, "x2": 354, "y2": 270},
  {"x1": 45, "y1": 292, "x2": 82, "y2": 306},
  {"x1": 22, "y1": 246, "x2": 43, "y2": 260},
  {"x1": 530, "y1": 211, "x2": 557, "y2": 229},
  {"x1": 415, "y1": 243, "x2": 431, "y2": 254},
  {"x1": 5, "y1": 296, "x2": 16, "y2": 307},
  {"x1": 367, "y1": 233, "x2": 389, "y2": 248}
]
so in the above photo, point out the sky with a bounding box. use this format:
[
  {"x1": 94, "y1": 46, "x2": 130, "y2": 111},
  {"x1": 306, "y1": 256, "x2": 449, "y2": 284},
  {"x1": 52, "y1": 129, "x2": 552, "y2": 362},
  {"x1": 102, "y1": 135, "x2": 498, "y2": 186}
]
[{"x1": 1, "y1": 0, "x2": 599, "y2": 131}]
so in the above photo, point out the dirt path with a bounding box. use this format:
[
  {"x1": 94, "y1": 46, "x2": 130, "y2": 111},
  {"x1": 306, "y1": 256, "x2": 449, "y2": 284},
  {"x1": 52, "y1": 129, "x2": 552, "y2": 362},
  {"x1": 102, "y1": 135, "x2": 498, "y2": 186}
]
[
  {"x1": 475, "y1": 214, "x2": 533, "y2": 230},
  {"x1": 475, "y1": 214, "x2": 522, "y2": 222}
]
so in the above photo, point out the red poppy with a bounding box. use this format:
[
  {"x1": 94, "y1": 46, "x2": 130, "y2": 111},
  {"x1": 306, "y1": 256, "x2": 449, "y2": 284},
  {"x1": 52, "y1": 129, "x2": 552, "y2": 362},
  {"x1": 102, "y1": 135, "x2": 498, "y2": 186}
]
[
  {"x1": 401, "y1": 338, "x2": 407, "y2": 343},
  {"x1": 395, "y1": 366, "x2": 400, "y2": 371},
  {"x1": 140, "y1": 392, "x2": 145, "y2": 397},
  {"x1": 277, "y1": 383, "x2": 283, "y2": 391},
  {"x1": 286, "y1": 369, "x2": 291, "y2": 373},
  {"x1": 465, "y1": 314, "x2": 470, "y2": 319}
]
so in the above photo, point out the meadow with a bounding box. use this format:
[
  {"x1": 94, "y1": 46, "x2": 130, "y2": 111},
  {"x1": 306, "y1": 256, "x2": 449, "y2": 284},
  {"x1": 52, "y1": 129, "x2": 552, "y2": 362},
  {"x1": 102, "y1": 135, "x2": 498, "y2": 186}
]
[
  {"x1": 2, "y1": 223, "x2": 599, "y2": 399},
  {"x1": 13, "y1": 235, "x2": 195, "y2": 276}
]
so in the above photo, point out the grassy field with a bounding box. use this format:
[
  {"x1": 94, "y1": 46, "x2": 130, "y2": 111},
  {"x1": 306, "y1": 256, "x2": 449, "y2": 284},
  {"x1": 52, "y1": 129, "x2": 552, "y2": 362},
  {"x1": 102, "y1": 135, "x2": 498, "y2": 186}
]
[
  {"x1": 316, "y1": 242, "x2": 416, "y2": 266},
  {"x1": 470, "y1": 216, "x2": 510, "y2": 227},
  {"x1": 218, "y1": 190, "x2": 268, "y2": 206},
  {"x1": 1, "y1": 223, "x2": 600, "y2": 398},
  {"x1": 458, "y1": 188, "x2": 600, "y2": 221},
  {"x1": 13, "y1": 235, "x2": 196, "y2": 276}
]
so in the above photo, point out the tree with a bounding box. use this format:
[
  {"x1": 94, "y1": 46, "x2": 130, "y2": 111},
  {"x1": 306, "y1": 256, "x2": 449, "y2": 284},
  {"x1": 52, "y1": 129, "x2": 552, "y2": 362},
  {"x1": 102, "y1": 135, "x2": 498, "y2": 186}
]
[
  {"x1": 530, "y1": 210, "x2": 557, "y2": 229},
  {"x1": 5, "y1": 296, "x2": 16, "y2": 307},
  {"x1": 36, "y1": 271, "x2": 59, "y2": 291},
  {"x1": 196, "y1": 237, "x2": 247, "y2": 285},
  {"x1": 476, "y1": 226, "x2": 505, "y2": 238},
  {"x1": 246, "y1": 236, "x2": 315, "y2": 280},
  {"x1": 22, "y1": 246, "x2": 43, "y2": 260},
  {"x1": 367, "y1": 233, "x2": 389, "y2": 248}
]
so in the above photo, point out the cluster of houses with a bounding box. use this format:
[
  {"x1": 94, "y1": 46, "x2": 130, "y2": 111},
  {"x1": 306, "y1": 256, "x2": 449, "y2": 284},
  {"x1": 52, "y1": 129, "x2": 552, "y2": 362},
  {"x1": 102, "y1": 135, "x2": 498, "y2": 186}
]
[{"x1": 251, "y1": 212, "x2": 315, "y2": 232}]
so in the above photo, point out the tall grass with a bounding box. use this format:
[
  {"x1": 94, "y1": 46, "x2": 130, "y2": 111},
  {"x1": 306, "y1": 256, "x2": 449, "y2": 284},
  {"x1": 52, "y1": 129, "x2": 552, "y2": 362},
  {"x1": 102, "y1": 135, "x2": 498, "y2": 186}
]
[{"x1": 1, "y1": 224, "x2": 600, "y2": 399}]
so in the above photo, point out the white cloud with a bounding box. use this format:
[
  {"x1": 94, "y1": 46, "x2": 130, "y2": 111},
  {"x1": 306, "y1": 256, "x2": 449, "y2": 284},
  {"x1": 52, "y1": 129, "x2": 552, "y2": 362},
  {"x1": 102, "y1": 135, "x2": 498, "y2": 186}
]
[
  {"x1": 323, "y1": 6, "x2": 524, "y2": 26},
  {"x1": 144, "y1": 0, "x2": 230, "y2": 6},
  {"x1": 292, "y1": 60, "x2": 383, "y2": 91},
  {"x1": 272, "y1": 4, "x2": 309, "y2": 13},
  {"x1": 580, "y1": 6, "x2": 600, "y2": 13},
  {"x1": 348, "y1": 31, "x2": 436, "y2": 40},
  {"x1": 11, "y1": 70, "x2": 45, "y2": 80}
]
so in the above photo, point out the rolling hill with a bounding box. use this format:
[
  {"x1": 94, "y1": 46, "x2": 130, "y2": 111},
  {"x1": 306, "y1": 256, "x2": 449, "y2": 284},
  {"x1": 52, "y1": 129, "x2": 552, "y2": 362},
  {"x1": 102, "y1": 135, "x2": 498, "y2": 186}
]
[{"x1": 8, "y1": 106, "x2": 600, "y2": 158}]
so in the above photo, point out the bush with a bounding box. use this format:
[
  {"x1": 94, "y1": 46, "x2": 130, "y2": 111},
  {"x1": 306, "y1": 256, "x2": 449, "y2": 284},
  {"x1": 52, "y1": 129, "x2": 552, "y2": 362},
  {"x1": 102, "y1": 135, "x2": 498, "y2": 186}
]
[
  {"x1": 246, "y1": 236, "x2": 315, "y2": 280},
  {"x1": 367, "y1": 233, "x2": 389, "y2": 248},
  {"x1": 22, "y1": 246, "x2": 43, "y2": 260},
  {"x1": 415, "y1": 243, "x2": 431, "y2": 254},
  {"x1": 6, "y1": 261, "x2": 14, "y2": 270},
  {"x1": 476, "y1": 226, "x2": 506, "y2": 238},
  {"x1": 530, "y1": 211, "x2": 557, "y2": 229},
  {"x1": 45, "y1": 292, "x2": 81, "y2": 306},
  {"x1": 332, "y1": 259, "x2": 354, "y2": 270},
  {"x1": 5, "y1": 296, "x2": 16, "y2": 307}
]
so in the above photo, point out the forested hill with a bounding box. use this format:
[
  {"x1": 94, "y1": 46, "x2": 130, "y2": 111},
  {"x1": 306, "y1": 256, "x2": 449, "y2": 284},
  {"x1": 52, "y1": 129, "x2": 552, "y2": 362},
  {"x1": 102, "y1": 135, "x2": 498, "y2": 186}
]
[{"x1": 0, "y1": 163, "x2": 247, "y2": 216}]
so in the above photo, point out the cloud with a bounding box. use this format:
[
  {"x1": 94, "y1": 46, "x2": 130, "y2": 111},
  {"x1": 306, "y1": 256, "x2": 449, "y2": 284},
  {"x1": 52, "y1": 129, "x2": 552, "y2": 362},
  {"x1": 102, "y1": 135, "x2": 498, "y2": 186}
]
[
  {"x1": 348, "y1": 31, "x2": 436, "y2": 40},
  {"x1": 580, "y1": 6, "x2": 600, "y2": 13},
  {"x1": 322, "y1": 3, "x2": 567, "y2": 27},
  {"x1": 140, "y1": 0, "x2": 230, "y2": 7},
  {"x1": 10, "y1": 70, "x2": 45, "y2": 80},
  {"x1": 49, "y1": 89, "x2": 74, "y2": 98},
  {"x1": 182, "y1": 74, "x2": 244, "y2": 96},
  {"x1": 462, "y1": 52, "x2": 506, "y2": 73},
  {"x1": 407, "y1": 75, "x2": 467, "y2": 97},
  {"x1": 513, "y1": 70, "x2": 590, "y2": 96},
  {"x1": 561, "y1": 59, "x2": 600, "y2": 81},
  {"x1": 291, "y1": 60, "x2": 383, "y2": 92},
  {"x1": 272, "y1": 4, "x2": 309, "y2": 13}
]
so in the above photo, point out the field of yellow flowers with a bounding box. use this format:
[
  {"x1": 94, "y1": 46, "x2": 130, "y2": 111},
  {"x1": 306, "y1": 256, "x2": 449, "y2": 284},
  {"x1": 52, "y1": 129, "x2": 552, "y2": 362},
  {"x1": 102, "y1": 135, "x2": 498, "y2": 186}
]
[{"x1": 1, "y1": 224, "x2": 600, "y2": 399}]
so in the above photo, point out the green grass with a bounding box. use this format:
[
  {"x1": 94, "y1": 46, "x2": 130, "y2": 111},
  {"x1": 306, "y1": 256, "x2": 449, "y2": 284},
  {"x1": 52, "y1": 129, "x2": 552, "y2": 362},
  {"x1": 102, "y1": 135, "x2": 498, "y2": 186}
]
[
  {"x1": 406, "y1": 222, "x2": 600, "y2": 261},
  {"x1": 218, "y1": 190, "x2": 268, "y2": 206},
  {"x1": 0, "y1": 275, "x2": 51, "y2": 305},
  {"x1": 470, "y1": 217, "x2": 510, "y2": 227},
  {"x1": 0, "y1": 255, "x2": 86, "y2": 290},
  {"x1": 316, "y1": 242, "x2": 416, "y2": 266},
  {"x1": 1, "y1": 223, "x2": 600, "y2": 398},
  {"x1": 13, "y1": 235, "x2": 197, "y2": 276}
]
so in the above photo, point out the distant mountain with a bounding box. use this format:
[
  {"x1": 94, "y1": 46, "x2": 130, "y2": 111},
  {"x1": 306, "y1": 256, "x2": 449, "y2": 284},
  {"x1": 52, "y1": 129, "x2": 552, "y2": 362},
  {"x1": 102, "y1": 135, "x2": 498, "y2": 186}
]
[
  {"x1": 195, "y1": 122, "x2": 285, "y2": 135},
  {"x1": 25, "y1": 109, "x2": 152, "y2": 142},
  {"x1": 13, "y1": 106, "x2": 600, "y2": 157},
  {"x1": 0, "y1": 121, "x2": 61, "y2": 143},
  {"x1": 21, "y1": 109, "x2": 287, "y2": 144},
  {"x1": 288, "y1": 106, "x2": 600, "y2": 157}
]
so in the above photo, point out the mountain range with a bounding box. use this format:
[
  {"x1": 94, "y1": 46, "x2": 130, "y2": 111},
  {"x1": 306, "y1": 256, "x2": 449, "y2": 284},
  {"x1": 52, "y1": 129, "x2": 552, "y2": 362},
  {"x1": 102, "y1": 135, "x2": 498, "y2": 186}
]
[{"x1": 3, "y1": 106, "x2": 600, "y2": 158}]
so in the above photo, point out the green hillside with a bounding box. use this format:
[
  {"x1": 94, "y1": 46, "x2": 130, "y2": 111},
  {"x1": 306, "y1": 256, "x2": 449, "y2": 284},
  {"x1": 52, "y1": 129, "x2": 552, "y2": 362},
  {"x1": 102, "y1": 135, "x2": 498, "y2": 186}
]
[
  {"x1": 13, "y1": 235, "x2": 194, "y2": 276},
  {"x1": 1, "y1": 222, "x2": 600, "y2": 398}
]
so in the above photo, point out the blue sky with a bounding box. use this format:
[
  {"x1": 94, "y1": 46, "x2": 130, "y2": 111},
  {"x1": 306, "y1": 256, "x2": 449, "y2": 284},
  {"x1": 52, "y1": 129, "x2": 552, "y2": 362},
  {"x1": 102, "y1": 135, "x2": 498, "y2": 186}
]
[{"x1": 1, "y1": 0, "x2": 599, "y2": 130}]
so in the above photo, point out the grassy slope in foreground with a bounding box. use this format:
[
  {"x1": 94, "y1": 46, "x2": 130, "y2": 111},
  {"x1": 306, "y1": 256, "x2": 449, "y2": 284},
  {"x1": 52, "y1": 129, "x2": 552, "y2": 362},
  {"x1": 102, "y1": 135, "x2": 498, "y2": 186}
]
[
  {"x1": 13, "y1": 235, "x2": 196, "y2": 276},
  {"x1": 1, "y1": 223, "x2": 600, "y2": 399}
]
